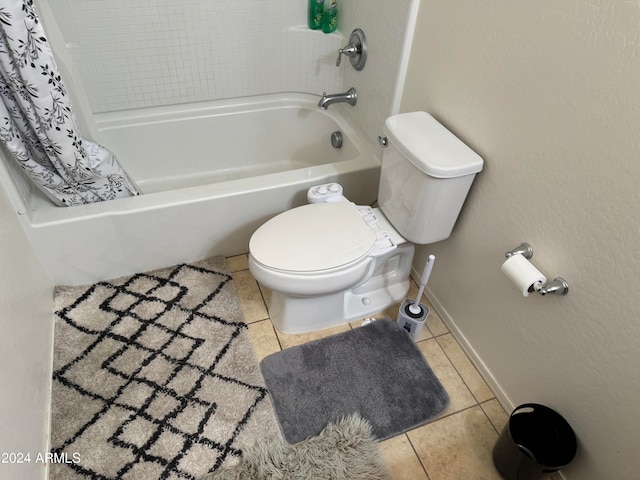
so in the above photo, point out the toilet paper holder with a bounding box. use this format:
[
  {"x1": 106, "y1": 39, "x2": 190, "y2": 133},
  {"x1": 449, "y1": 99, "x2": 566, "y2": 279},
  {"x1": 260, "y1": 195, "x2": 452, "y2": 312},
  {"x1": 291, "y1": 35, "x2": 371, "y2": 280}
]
[{"x1": 504, "y1": 243, "x2": 569, "y2": 296}]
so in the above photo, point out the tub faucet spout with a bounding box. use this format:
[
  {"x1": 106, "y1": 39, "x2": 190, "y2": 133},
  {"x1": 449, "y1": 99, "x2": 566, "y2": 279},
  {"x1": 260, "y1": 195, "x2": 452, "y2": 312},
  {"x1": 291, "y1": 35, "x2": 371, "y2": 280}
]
[{"x1": 318, "y1": 87, "x2": 357, "y2": 110}]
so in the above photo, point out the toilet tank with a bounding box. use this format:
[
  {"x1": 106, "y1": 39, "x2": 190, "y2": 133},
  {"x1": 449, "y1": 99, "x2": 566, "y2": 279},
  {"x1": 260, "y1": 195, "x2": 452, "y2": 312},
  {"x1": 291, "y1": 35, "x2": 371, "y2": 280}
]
[{"x1": 378, "y1": 112, "x2": 483, "y2": 244}]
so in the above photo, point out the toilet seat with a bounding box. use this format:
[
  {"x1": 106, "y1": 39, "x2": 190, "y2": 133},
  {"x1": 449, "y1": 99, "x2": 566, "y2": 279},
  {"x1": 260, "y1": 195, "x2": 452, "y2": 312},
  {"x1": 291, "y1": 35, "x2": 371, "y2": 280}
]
[
  {"x1": 249, "y1": 202, "x2": 402, "y2": 297},
  {"x1": 250, "y1": 202, "x2": 378, "y2": 273}
]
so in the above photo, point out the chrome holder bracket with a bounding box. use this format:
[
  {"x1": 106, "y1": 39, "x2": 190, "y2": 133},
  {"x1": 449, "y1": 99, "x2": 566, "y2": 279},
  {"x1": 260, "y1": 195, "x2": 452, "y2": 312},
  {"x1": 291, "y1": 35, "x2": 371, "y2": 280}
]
[
  {"x1": 505, "y1": 242, "x2": 533, "y2": 259},
  {"x1": 504, "y1": 243, "x2": 569, "y2": 296},
  {"x1": 536, "y1": 277, "x2": 569, "y2": 296}
]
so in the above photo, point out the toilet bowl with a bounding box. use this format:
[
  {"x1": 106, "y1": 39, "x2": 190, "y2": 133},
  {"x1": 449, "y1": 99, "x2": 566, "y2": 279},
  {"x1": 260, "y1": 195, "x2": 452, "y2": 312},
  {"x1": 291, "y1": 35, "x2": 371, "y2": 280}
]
[
  {"x1": 249, "y1": 201, "x2": 414, "y2": 333},
  {"x1": 249, "y1": 111, "x2": 484, "y2": 334}
]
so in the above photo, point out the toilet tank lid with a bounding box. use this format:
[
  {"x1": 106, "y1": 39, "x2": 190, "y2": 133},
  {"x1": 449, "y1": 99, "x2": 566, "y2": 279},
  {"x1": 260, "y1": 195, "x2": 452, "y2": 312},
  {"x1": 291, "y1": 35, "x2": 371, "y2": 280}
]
[{"x1": 383, "y1": 112, "x2": 483, "y2": 178}]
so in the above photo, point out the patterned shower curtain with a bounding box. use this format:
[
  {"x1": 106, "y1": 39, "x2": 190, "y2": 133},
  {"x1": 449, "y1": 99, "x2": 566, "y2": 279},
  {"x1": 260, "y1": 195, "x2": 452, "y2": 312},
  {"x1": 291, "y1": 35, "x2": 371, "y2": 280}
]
[{"x1": 0, "y1": 0, "x2": 139, "y2": 206}]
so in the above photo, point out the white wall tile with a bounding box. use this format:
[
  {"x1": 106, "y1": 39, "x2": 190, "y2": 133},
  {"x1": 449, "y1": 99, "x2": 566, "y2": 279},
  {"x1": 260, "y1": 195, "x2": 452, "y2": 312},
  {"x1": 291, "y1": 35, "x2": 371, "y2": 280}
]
[
  {"x1": 49, "y1": 0, "x2": 349, "y2": 113},
  {"x1": 45, "y1": 0, "x2": 411, "y2": 123}
]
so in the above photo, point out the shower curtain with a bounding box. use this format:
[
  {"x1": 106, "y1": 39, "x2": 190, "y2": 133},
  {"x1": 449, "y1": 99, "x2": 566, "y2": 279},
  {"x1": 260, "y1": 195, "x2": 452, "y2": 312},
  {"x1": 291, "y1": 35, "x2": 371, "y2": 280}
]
[{"x1": 0, "y1": 0, "x2": 139, "y2": 206}]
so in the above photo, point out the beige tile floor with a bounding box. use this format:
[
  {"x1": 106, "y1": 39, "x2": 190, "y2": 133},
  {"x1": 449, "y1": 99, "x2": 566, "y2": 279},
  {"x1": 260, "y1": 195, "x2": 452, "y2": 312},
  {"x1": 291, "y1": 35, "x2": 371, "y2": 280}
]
[{"x1": 227, "y1": 254, "x2": 557, "y2": 480}]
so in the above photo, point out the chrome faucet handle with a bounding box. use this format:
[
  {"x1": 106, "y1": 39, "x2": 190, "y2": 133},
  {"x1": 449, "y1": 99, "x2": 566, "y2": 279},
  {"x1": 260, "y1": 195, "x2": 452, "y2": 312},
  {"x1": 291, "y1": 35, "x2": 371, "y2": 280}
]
[
  {"x1": 334, "y1": 28, "x2": 367, "y2": 70},
  {"x1": 336, "y1": 44, "x2": 358, "y2": 66}
]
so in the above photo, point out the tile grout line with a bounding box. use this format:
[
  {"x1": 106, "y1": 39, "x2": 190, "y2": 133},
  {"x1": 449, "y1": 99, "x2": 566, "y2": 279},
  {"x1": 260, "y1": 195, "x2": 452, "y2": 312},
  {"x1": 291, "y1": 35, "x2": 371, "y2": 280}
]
[
  {"x1": 249, "y1": 270, "x2": 284, "y2": 352},
  {"x1": 433, "y1": 334, "x2": 498, "y2": 407},
  {"x1": 404, "y1": 431, "x2": 433, "y2": 480},
  {"x1": 404, "y1": 404, "x2": 491, "y2": 480},
  {"x1": 479, "y1": 399, "x2": 504, "y2": 436}
]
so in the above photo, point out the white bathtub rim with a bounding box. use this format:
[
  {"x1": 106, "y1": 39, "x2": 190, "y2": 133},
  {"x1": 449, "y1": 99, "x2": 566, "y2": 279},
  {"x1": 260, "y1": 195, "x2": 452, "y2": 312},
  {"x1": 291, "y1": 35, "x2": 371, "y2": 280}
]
[
  {"x1": 27, "y1": 154, "x2": 379, "y2": 228},
  {"x1": 95, "y1": 92, "x2": 347, "y2": 130}
]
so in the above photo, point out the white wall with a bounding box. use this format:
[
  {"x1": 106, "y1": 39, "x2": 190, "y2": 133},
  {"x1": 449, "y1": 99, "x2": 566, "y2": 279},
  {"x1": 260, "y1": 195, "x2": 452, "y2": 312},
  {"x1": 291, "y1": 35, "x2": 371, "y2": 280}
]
[
  {"x1": 0, "y1": 174, "x2": 54, "y2": 479},
  {"x1": 401, "y1": 1, "x2": 640, "y2": 478}
]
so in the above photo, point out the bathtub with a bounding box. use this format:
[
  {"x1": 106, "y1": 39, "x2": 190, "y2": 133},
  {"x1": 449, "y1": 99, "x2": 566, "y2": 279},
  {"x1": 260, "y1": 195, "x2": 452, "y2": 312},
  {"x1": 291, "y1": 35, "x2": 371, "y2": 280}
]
[{"x1": 7, "y1": 93, "x2": 380, "y2": 285}]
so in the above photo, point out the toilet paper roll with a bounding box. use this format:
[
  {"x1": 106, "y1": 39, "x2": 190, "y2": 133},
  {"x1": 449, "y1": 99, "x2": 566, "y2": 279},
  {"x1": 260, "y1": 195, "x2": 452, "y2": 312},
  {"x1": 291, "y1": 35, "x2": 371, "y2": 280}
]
[{"x1": 501, "y1": 254, "x2": 547, "y2": 297}]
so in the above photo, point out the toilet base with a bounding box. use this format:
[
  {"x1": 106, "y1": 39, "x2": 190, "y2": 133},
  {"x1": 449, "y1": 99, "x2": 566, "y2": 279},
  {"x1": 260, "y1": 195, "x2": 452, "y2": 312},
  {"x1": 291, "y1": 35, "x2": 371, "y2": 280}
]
[{"x1": 266, "y1": 243, "x2": 414, "y2": 334}]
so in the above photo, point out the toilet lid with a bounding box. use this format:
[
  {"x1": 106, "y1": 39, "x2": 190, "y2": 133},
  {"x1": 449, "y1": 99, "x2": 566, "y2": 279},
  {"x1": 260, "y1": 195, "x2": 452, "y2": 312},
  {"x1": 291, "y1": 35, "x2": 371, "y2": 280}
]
[{"x1": 250, "y1": 202, "x2": 377, "y2": 272}]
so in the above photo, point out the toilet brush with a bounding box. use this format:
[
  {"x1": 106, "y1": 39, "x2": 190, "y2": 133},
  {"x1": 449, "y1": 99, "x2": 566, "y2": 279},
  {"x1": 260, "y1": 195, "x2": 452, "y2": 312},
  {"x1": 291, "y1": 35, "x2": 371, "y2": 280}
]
[{"x1": 396, "y1": 254, "x2": 435, "y2": 341}]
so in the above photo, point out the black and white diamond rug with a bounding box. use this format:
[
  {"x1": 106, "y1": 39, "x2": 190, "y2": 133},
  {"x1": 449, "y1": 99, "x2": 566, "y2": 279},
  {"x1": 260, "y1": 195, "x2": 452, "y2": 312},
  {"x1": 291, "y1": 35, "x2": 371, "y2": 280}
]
[{"x1": 50, "y1": 257, "x2": 280, "y2": 480}]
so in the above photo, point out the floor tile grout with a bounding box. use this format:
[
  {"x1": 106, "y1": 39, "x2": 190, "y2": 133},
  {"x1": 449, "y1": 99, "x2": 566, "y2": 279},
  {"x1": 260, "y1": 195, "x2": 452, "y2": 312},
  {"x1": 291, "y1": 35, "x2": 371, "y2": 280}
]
[{"x1": 432, "y1": 334, "x2": 493, "y2": 405}]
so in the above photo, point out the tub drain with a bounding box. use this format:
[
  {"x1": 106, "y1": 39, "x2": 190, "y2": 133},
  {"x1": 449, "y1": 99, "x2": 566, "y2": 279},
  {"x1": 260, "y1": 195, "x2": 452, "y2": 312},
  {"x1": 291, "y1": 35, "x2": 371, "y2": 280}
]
[{"x1": 331, "y1": 131, "x2": 343, "y2": 148}]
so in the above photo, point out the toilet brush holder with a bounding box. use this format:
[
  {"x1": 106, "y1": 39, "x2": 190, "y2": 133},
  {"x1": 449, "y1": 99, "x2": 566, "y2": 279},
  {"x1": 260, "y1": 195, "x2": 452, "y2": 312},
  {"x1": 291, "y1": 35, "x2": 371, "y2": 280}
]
[{"x1": 397, "y1": 298, "x2": 429, "y2": 342}]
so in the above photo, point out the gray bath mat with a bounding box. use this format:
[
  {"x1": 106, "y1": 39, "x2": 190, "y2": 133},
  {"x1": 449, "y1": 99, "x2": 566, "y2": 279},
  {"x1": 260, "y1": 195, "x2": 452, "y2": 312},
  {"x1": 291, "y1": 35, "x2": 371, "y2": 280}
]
[{"x1": 260, "y1": 318, "x2": 449, "y2": 444}]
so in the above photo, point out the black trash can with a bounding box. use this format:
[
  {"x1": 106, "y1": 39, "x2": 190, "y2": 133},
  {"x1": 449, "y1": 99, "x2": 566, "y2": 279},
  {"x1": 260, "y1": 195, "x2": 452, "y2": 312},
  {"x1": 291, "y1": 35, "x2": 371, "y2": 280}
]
[{"x1": 492, "y1": 403, "x2": 577, "y2": 480}]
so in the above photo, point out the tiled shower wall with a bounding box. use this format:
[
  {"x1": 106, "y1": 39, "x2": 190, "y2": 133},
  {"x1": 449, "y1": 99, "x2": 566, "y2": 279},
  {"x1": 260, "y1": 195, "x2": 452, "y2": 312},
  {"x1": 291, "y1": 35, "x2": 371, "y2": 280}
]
[
  {"x1": 339, "y1": 0, "x2": 415, "y2": 147},
  {"x1": 46, "y1": 0, "x2": 414, "y2": 148},
  {"x1": 48, "y1": 0, "x2": 344, "y2": 113}
]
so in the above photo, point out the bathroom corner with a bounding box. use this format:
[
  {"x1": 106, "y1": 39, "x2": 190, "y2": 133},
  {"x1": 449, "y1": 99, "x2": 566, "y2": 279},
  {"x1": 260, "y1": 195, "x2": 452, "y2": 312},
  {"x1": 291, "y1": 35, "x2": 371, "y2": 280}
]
[{"x1": 336, "y1": 0, "x2": 418, "y2": 153}]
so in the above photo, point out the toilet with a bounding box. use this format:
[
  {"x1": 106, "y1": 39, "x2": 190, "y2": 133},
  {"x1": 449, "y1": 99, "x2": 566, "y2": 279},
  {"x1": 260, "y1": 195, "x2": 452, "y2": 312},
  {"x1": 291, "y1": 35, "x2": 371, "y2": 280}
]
[{"x1": 249, "y1": 112, "x2": 483, "y2": 334}]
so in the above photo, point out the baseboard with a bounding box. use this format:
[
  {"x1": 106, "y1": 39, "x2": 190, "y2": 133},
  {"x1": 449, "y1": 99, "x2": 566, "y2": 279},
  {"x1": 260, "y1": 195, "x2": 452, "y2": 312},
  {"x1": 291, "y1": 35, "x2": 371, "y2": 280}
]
[
  {"x1": 408, "y1": 267, "x2": 512, "y2": 409},
  {"x1": 422, "y1": 285, "x2": 514, "y2": 411},
  {"x1": 413, "y1": 270, "x2": 568, "y2": 480}
]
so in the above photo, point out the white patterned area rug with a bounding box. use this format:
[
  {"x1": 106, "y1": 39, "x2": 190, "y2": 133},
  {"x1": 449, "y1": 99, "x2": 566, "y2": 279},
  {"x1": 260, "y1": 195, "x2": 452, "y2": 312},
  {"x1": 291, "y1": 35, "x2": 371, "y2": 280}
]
[{"x1": 50, "y1": 257, "x2": 280, "y2": 480}]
